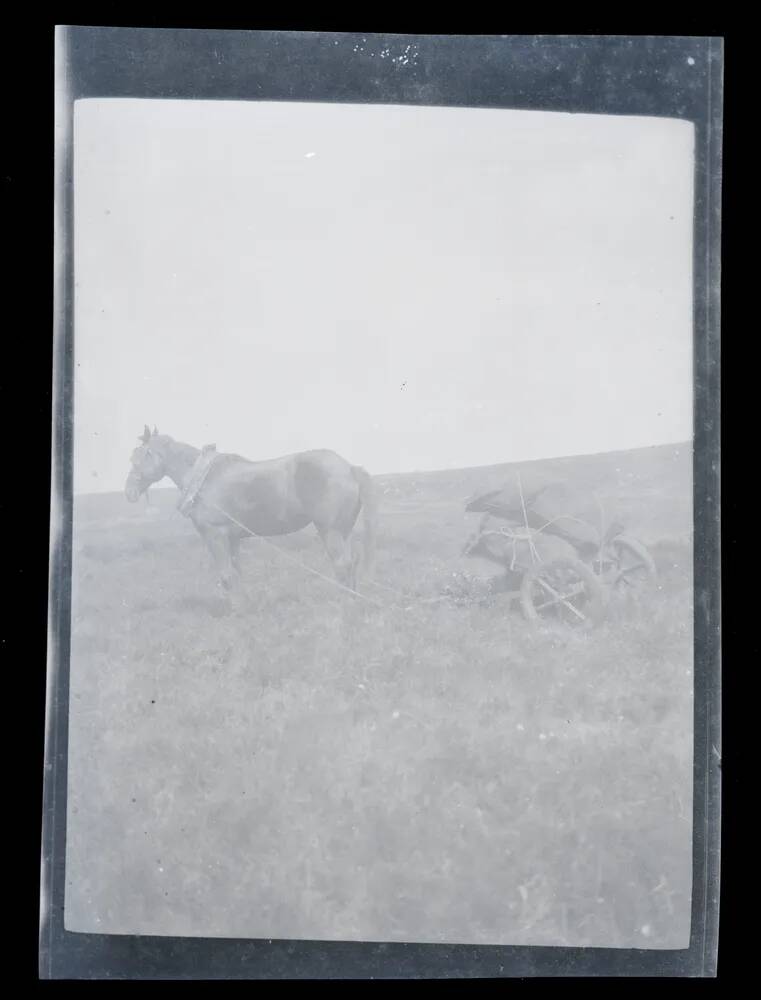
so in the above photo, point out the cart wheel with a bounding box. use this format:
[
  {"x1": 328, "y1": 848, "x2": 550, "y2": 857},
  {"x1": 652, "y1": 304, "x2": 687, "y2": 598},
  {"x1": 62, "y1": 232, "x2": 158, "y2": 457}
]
[
  {"x1": 520, "y1": 557, "x2": 605, "y2": 626},
  {"x1": 608, "y1": 535, "x2": 657, "y2": 593}
]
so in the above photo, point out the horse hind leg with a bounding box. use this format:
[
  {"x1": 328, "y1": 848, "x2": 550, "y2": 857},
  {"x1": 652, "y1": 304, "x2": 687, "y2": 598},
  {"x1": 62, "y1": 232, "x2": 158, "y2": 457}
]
[
  {"x1": 229, "y1": 533, "x2": 243, "y2": 575},
  {"x1": 350, "y1": 536, "x2": 362, "y2": 587},
  {"x1": 331, "y1": 488, "x2": 364, "y2": 590},
  {"x1": 317, "y1": 525, "x2": 357, "y2": 591}
]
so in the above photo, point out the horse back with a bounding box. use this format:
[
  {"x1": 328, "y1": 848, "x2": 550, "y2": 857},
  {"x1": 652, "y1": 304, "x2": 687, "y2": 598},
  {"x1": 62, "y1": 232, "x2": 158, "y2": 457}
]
[{"x1": 196, "y1": 448, "x2": 361, "y2": 535}]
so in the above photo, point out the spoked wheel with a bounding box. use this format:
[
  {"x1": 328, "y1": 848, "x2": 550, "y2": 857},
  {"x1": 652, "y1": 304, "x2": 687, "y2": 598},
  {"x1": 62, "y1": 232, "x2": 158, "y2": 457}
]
[
  {"x1": 520, "y1": 557, "x2": 605, "y2": 627},
  {"x1": 607, "y1": 535, "x2": 657, "y2": 594}
]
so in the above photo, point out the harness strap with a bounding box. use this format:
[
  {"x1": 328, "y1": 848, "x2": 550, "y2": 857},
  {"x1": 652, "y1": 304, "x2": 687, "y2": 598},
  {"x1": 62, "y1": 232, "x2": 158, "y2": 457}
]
[
  {"x1": 177, "y1": 444, "x2": 219, "y2": 516},
  {"x1": 207, "y1": 501, "x2": 386, "y2": 608}
]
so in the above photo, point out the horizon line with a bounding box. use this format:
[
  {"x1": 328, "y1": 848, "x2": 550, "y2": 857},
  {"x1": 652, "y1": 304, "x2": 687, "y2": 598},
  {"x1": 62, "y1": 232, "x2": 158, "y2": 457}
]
[{"x1": 71, "y1": 438, "x2": 692, "y2": 500}]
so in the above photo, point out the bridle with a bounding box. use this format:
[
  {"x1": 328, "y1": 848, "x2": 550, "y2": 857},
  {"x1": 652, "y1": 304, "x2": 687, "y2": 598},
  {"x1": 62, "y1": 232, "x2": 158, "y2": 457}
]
[{"x1": 128, "y1": 446, "x2": 163, "y2": 495}]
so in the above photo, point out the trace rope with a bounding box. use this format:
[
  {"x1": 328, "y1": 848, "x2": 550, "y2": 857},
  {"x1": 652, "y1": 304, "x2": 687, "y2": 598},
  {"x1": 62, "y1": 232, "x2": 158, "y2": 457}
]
[
  {"x1": 177, "y1": 447, "x2": 394, "y2": 610},
  {"x1": 207, "y1": 501, "x2": 386, "y2": 608}
]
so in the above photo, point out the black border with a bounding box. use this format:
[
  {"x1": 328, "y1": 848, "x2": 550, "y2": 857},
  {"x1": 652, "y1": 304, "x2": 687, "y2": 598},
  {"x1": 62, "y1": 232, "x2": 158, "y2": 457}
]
[{"x1": 41, "y1": 28, "x2": 722, "y2": 979}]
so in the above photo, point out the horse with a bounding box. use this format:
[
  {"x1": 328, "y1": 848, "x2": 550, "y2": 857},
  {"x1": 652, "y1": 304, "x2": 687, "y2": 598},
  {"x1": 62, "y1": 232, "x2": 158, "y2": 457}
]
[{"x1": 124, "y1": 426, "x2": 377, "y2": 602}]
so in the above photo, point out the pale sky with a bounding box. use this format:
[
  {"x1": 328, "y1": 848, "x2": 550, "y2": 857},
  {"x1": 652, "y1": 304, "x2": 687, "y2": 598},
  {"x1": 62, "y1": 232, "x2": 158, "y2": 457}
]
[{"x1": 72, "y1": 98, "x2": 694, "y2": 495}]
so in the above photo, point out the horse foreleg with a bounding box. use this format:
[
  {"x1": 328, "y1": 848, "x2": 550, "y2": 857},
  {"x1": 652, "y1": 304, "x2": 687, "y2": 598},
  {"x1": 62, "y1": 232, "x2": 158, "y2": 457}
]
[
  {"x1": 228, "y1": 533, "x2": 252, "y2": 608},
  {"x1": 197, "y1": 527, "x2": 242, "y2": 607}
]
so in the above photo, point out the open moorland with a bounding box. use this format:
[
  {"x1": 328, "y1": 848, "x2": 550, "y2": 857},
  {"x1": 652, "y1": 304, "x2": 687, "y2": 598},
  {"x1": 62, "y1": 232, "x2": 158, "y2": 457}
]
[{"x1": 65, "y1": 442, "x2": 693, "y2": 948}]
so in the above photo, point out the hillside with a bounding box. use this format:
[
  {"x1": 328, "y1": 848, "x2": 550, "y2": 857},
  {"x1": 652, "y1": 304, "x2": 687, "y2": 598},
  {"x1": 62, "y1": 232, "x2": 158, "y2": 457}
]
[
  {"x1": 63, "y1": 441, "x2": 694, "y2": 948},
  {"x1": 74, "y1": 441, "x2": 692, "y2": 547}
]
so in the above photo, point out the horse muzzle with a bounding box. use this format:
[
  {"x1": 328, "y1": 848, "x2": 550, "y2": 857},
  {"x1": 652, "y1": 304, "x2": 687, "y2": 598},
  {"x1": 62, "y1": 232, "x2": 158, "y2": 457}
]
[{"x1": 125, "y1": 477, "x2": 143, "y2": 503}]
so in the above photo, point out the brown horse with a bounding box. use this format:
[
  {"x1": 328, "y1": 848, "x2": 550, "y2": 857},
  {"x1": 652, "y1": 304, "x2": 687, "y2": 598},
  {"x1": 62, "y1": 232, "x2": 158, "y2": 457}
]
[{"x1": 125, "y1": 426, "x2": 377, "y2": 601}]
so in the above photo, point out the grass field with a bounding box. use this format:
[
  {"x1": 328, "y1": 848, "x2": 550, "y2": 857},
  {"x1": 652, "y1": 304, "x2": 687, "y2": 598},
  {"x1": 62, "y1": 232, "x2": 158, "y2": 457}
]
[{"x1": 64, "y1": 442, "x2": 693, "y2": 948}]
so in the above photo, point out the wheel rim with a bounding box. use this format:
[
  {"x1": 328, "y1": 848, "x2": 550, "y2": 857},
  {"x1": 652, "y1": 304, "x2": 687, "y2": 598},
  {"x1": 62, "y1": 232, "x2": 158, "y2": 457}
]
[
  {"x1": 521, "y1": 558, "x2": 603, "y2": 626},
  {"x1": 609, "y1": 537, "x2": 656, "y2": 593}
]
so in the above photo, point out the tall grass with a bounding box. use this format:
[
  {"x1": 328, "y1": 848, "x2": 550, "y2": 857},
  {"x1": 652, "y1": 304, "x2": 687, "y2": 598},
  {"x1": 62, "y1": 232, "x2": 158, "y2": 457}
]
[{"x1": 65, "y1": 456, "x2": 693, "y2": 947}]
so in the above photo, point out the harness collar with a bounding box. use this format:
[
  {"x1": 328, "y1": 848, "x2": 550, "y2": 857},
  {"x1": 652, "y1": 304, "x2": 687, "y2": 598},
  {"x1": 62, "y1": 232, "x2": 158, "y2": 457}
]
[{"x1": 177, "y1": 444, "x2": 219, "y2": 516}]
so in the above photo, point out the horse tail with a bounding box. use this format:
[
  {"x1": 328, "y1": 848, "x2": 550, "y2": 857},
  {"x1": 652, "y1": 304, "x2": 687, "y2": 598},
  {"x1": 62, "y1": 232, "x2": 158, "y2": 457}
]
[{"x1": 351, "y1": 465, "x2": 377, "y2": 579}]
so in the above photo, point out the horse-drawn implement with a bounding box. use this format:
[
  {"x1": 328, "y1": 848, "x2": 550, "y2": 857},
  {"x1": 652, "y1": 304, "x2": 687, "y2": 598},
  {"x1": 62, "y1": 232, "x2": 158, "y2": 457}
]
[{"x1": 462, "y1": 476, "x2": 657, "y2": 626}]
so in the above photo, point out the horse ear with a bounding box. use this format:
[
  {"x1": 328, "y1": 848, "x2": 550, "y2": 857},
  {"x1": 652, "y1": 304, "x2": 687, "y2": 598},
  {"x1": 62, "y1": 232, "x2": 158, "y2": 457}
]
[
  {"x1": 152, "y1": 426, "x2": 159, "y2": 436},
  {"x1": 140, "y1": 425, "x2": 151, "y2": 443}
]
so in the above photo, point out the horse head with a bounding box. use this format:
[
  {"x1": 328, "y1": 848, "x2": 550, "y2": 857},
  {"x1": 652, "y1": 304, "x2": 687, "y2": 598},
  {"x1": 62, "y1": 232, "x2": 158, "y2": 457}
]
[{"x1": 125, "y1": 425, "x2": 166, "y2": 502}]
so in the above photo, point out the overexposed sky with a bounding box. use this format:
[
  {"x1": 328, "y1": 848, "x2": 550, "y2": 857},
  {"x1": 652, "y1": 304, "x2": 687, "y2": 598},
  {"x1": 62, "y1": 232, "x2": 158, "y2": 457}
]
[{"x1": 72, "y1": 98, "x2": 694, "y2": 494}]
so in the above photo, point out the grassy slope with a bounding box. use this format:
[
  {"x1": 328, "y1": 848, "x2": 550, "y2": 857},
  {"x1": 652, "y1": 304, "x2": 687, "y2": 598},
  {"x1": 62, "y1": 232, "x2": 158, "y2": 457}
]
[{"x1": 65, "y1": 443, "x2": 693, "y2": 947}]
